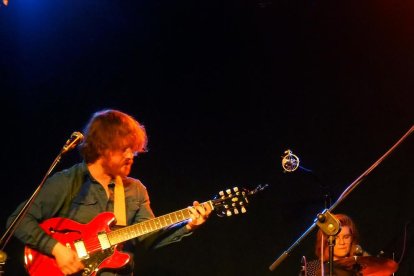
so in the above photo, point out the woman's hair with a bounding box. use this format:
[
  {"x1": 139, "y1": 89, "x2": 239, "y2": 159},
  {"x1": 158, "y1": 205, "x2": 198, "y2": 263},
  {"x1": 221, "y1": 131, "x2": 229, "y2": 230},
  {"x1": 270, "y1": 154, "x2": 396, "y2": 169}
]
[
  {"x1": 79, "y1": 109, "x2": 147, "y2": 163},
  {"x1": 315, "y1": 213, "x2": 360, "y2": 261}
]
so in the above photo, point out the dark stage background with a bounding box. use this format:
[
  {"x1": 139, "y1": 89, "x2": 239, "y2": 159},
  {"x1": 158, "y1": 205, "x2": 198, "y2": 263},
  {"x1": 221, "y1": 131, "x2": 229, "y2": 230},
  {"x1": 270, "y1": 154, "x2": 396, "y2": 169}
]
[{"x1": 0, "y1": 1, "x2": 413, "y2": 275}]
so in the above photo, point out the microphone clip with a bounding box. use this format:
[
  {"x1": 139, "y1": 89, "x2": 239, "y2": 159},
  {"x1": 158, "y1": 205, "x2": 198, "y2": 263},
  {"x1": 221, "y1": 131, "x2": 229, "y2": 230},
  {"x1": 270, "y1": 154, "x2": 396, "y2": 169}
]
[{"x1": 61, "y1": 132, "x2": 84, "y2": 154}]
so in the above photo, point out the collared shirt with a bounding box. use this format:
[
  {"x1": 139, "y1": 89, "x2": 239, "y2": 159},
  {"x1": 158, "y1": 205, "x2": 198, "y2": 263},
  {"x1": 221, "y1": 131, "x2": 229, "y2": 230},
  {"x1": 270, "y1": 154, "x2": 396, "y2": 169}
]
[{"x1": 8, "y1": 162, "x2": 192, "y2": 257}]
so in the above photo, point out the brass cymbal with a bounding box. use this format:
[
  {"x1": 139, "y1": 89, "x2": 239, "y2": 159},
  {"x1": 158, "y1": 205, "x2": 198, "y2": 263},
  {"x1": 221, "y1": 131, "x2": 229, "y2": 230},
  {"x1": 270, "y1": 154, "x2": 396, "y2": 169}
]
[{"x1": 335, "y1": 256, "x2": 398, "y2": 276}]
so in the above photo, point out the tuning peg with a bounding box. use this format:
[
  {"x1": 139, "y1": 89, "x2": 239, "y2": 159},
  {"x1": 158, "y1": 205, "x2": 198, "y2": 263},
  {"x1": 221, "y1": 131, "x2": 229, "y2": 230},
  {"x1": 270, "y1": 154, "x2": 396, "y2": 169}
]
[
  {"x1": 241, "y1": 207, "x2": 247, "y2": 213},
  {"x1": 233, "y1": 208, "x2": 239, "y2": 215},
  {"x1": 226, "y1": 210, "x2": 232, "y2": 216}
]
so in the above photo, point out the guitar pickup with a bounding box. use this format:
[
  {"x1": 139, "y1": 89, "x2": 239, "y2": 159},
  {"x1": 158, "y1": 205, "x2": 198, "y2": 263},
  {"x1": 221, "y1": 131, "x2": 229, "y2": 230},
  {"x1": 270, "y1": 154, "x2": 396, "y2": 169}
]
[
  {"x1": 73, "y1": 240, "x2": 89, "y2": 259},
  {"x1": 97, "y1": 232, "x2": 111, "y2": 250}
]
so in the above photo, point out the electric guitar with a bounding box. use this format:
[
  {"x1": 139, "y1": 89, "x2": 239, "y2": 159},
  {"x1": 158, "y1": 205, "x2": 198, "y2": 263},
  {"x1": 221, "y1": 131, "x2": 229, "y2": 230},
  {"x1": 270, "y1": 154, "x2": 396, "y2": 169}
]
[{"x1": 24, "y1": 184, "x2": 268, "y2": 276}]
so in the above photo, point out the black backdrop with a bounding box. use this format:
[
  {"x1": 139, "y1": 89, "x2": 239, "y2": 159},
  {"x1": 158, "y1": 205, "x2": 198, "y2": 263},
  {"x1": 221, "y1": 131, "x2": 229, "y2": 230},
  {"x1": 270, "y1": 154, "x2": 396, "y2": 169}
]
[{"x1": 0, "y1": 1, "x2": 413, "y2": 275}]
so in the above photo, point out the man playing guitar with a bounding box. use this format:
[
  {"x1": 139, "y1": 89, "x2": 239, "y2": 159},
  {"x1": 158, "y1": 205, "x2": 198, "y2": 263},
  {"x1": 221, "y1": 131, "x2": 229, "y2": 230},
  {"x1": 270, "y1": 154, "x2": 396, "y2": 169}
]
[{"x1": 7, "y1": 109, "x2": 211, "y2": 276}]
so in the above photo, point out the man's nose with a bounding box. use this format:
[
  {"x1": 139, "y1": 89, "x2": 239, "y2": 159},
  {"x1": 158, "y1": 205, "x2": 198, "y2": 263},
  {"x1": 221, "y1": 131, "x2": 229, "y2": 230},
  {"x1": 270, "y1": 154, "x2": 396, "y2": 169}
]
[{"x1": 124, "y1": 148, "x2": 135, "y2": 158}]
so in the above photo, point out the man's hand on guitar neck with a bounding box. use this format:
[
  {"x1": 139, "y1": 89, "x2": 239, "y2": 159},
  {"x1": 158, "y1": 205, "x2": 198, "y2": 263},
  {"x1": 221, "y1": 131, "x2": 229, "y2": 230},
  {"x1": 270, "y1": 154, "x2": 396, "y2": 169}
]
[
  {"x1": 186, "y1": 201, "x2": 212, "y2": 231},
  {"x1": 52, "y1": 242, "x2": 85, "y2": 275}
]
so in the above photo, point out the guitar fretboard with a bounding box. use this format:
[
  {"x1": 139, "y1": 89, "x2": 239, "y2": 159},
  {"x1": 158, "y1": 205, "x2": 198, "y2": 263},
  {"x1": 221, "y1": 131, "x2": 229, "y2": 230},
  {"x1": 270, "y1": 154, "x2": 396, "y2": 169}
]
[{"x1": 108, "y1": 201, "x2": 213, "y2": 245}]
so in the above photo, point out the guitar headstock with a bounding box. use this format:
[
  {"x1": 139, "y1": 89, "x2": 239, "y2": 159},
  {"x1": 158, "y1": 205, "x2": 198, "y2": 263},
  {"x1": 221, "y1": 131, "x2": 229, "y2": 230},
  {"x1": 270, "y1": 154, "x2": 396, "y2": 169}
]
[{"x1": 212, "y1": 184, "x2": 268, "y2": 217}]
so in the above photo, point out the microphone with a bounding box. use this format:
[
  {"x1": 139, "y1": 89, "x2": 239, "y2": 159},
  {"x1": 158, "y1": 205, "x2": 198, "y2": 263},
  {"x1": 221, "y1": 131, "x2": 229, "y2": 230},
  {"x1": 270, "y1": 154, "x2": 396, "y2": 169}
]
[
  {"x1": 354, "y1": 245, "x2": 364, "y2": 256},
  {"x1": 61, "y1": 132, "x2": 84, "y2": 154},
  {"x1": 281, "y1": 149, "x2": 300, "y2": 172}
]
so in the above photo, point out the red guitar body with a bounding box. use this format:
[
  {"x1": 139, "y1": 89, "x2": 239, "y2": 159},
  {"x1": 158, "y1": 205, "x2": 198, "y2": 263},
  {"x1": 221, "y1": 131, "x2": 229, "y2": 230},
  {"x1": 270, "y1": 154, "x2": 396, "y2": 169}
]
[
  {"x1": 22, "y1": 185, "x2": 260, "y2": 275},
  {"x1": 24, "y1": 212, "x2": 130, "y2": 276}
]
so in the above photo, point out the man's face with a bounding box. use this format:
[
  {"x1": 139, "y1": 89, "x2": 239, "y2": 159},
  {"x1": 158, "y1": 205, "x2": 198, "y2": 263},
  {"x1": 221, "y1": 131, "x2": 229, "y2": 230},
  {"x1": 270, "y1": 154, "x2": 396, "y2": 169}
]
[
  {"x1": 102, "y1": 147, "x2": 136, "y2": 178},
  {"x1": 334, "y1": 226, "x2": 353, "y2": 260}
]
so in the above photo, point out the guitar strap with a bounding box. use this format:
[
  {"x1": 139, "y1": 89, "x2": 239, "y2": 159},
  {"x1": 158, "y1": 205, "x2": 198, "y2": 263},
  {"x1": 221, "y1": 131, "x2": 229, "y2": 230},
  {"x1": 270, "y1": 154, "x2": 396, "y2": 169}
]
[
  {"x1": 114, "y1": 176, "x2": 127, "y2": 226},
  {"x1": 59, "y1": 163, "x2": 127, "y2": 225}
]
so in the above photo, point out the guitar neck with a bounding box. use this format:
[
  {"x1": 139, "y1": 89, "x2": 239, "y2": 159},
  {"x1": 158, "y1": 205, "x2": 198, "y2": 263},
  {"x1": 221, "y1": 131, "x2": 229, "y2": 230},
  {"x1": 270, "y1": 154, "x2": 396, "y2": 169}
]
[{"x1": 108, "y1": 201, "x2": 213, "y2": 245}]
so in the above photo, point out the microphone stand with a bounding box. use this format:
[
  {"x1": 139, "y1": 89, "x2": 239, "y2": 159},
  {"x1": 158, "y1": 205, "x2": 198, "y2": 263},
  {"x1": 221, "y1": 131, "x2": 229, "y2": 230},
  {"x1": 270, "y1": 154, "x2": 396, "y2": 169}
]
[
  {"x1": 0, "y1": 132, "x2": 82, "y2": 274},
  {"x1": 269, "y1": 124, "x2": 414, "y2": 273},
  {"x1": 315, "y1": 211, "x2": 341, "y2": 276},
  {"x1": 328, "y1": 236, "x2": 335, "y2": 276}
]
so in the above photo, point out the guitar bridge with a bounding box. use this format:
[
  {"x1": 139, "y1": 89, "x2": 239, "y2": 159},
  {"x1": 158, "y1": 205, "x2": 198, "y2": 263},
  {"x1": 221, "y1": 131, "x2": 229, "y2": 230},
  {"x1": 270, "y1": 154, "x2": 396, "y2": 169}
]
[{"x1": 81, "y1": 247, "x2": 115, "y2": 276}]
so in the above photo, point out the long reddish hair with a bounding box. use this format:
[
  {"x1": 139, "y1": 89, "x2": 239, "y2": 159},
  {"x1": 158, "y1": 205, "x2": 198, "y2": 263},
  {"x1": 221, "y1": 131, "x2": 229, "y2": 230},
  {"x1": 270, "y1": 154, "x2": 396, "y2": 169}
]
[
  {"x1": 315, "y1": 213, "x2": 360, "y2": 261},
  {"x1": 79, "y1": 109, "x2": 147, "y2": 163}
]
